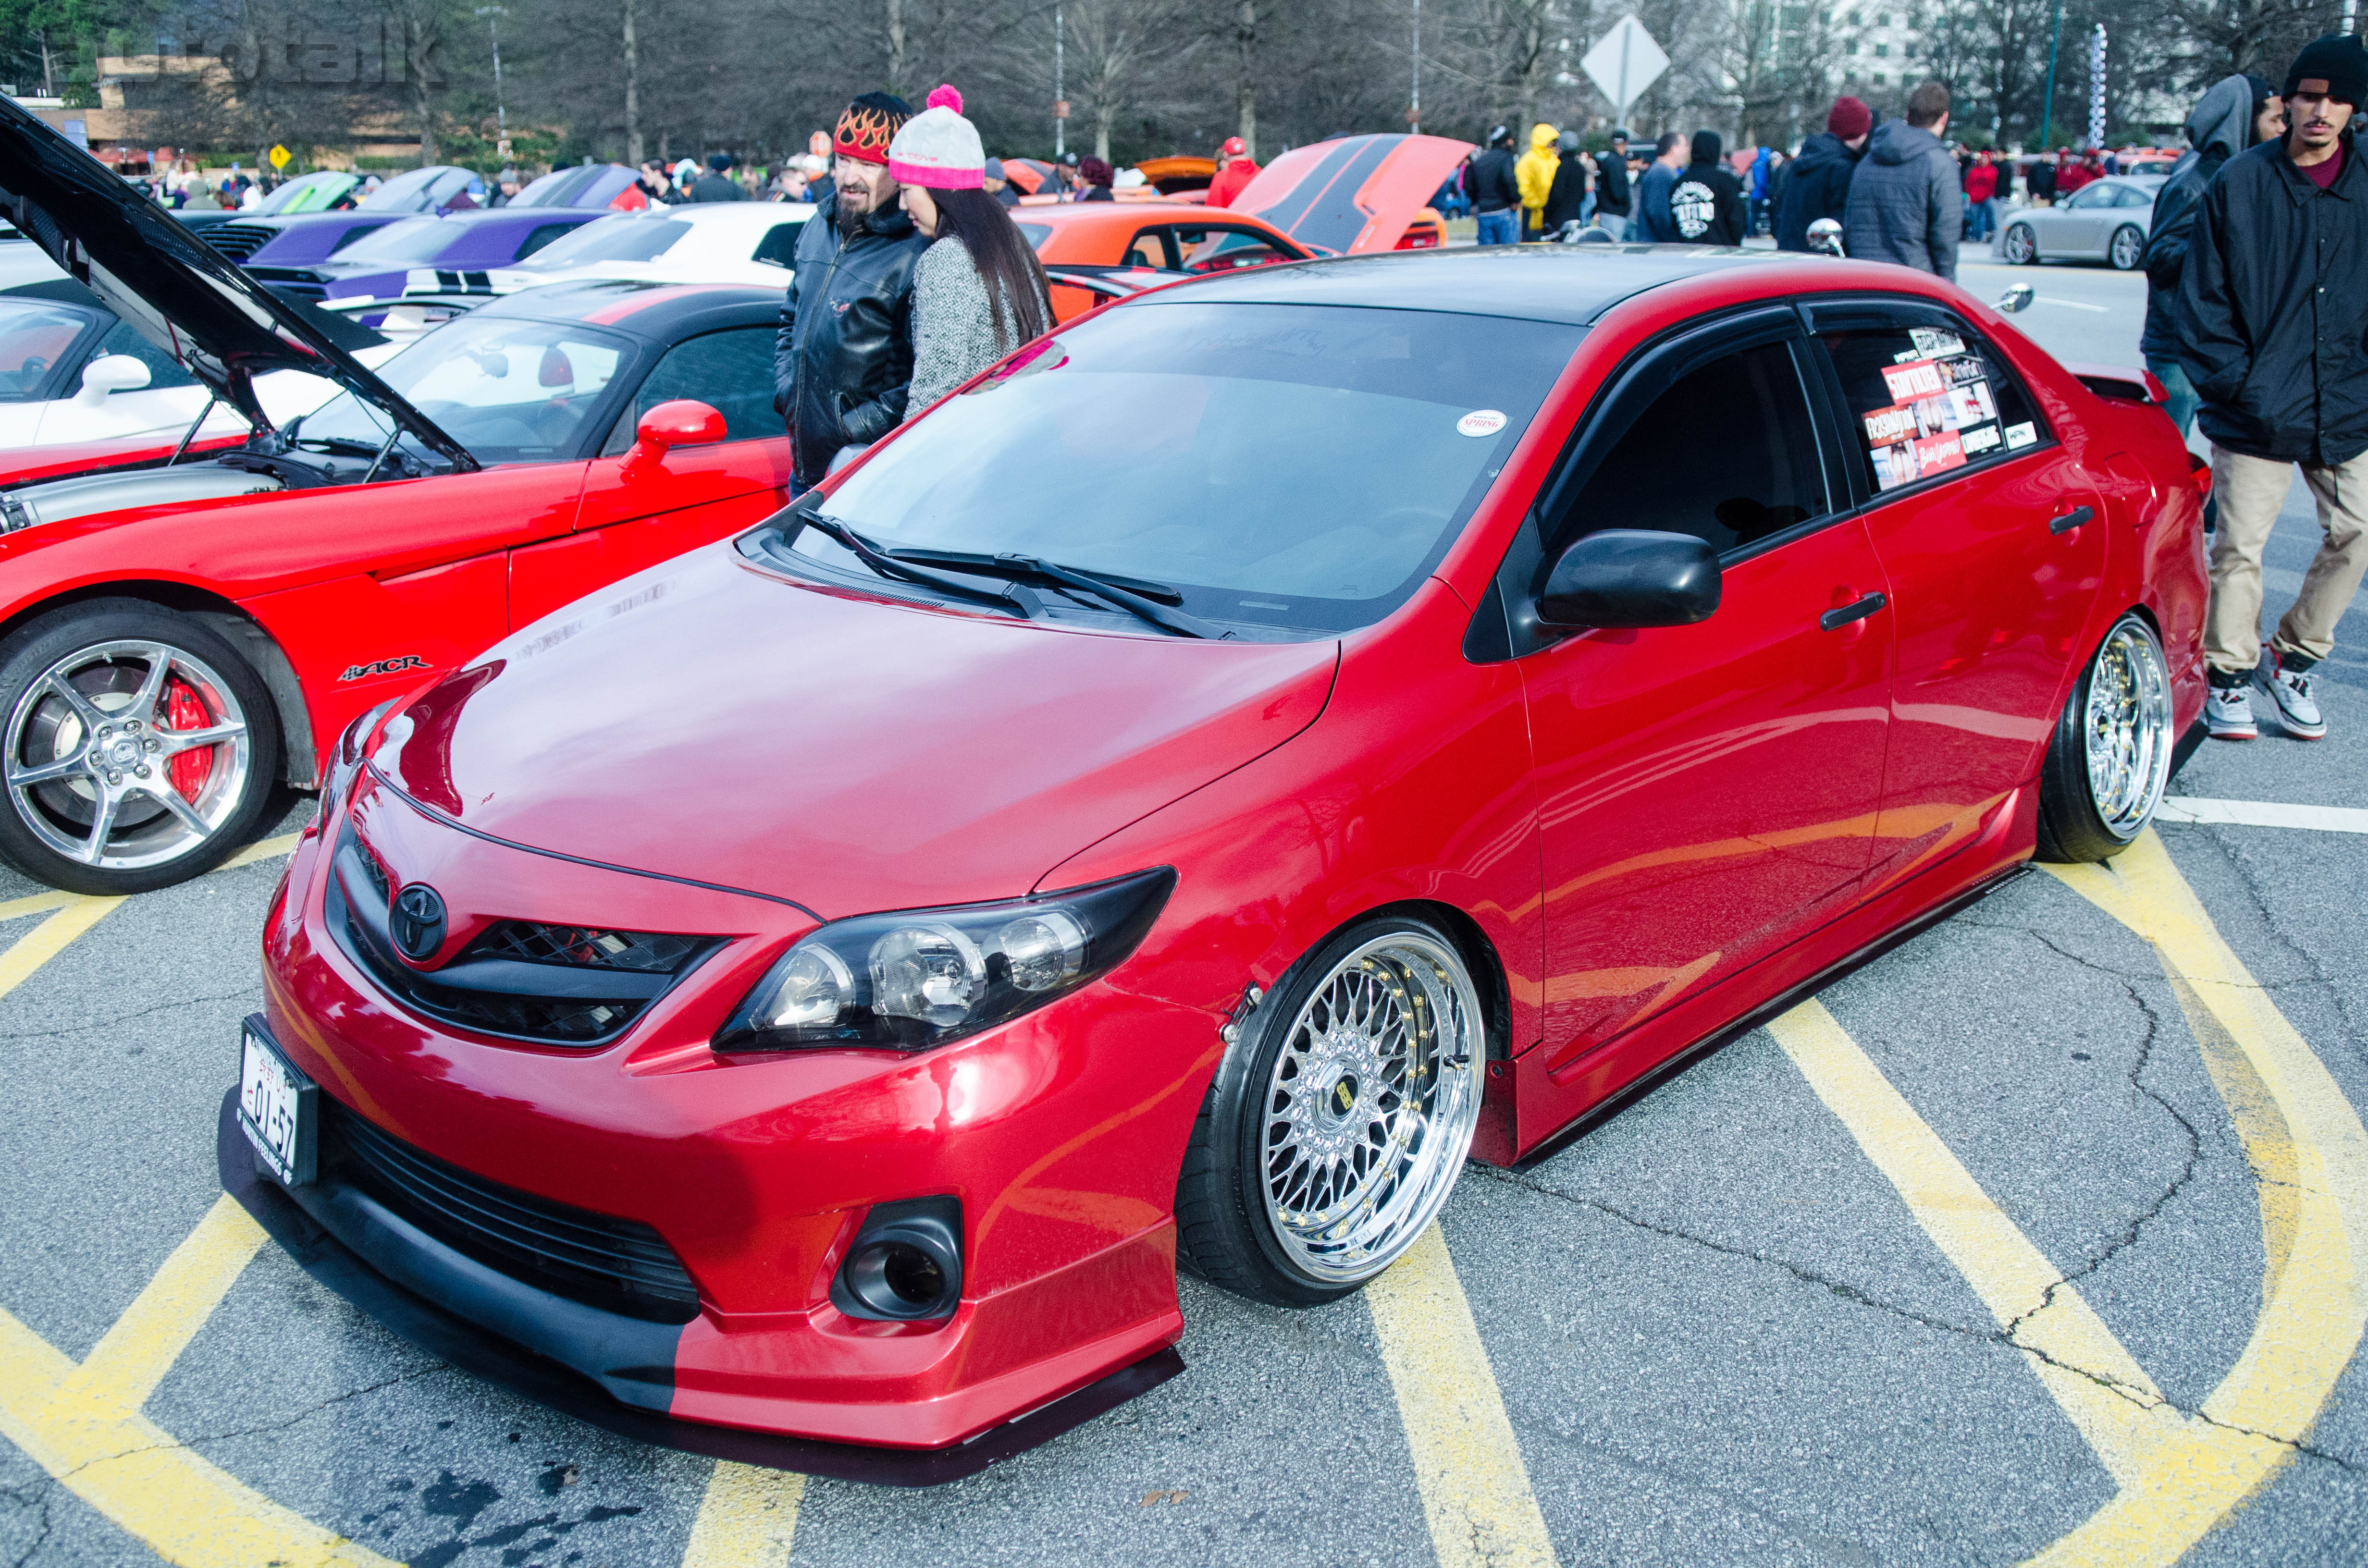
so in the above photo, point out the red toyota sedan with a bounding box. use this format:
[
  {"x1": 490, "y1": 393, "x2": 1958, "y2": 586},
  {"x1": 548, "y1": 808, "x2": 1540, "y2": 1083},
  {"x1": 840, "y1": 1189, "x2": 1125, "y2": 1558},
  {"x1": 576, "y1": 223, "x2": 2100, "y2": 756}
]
[{"x1": 243, "y1": 245, "x2": 2205, "y2": 1462}]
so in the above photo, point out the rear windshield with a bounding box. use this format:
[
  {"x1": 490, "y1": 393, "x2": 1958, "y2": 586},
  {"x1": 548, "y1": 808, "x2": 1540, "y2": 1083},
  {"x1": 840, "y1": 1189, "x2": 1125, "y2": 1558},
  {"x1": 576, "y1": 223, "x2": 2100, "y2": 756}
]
[
  {"x1": 521, "y1": 216, "x2": 690, "y2": 267},
  {"x1": 808, "y1": 301, "x2": 1580, "y2": 637}
]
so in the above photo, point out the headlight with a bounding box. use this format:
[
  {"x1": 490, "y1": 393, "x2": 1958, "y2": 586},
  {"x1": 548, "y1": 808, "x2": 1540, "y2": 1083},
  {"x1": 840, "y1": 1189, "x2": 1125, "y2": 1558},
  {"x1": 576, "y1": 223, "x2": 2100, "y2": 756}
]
[
  {"x1": 714, "y1": 868, "x2": 1175, "y2": 1053},
  {"x1": 320, "y1": 698, "x2": 399, "y2": 808}
]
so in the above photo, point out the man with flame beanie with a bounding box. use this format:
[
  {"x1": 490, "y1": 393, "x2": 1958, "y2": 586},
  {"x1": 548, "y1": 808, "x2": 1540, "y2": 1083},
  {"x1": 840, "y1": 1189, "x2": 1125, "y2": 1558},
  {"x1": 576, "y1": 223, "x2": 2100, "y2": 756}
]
[{"x1": 771, "y1": 90, "x2": 929, "y2": 487}]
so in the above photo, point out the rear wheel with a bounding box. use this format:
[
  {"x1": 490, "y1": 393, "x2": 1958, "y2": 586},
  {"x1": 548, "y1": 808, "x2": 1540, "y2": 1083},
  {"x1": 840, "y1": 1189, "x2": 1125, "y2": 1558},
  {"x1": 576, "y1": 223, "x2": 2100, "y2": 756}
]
[
  {"x1": 2003, "y1": 223, "x2": 2037, "y2": 264},
  {"x1": 2108, "y1": 225, "x2": 2145, "y2": 270},
  {"x1": 2036, "y1": 613, "x2": 2174, "y2": 863},
  {"x1": 1174, "y1": 913, "x2": 1486, "y2": 1307},
  {"x1": 0, "y1": 600, "x2": 279, "y2": 895}
]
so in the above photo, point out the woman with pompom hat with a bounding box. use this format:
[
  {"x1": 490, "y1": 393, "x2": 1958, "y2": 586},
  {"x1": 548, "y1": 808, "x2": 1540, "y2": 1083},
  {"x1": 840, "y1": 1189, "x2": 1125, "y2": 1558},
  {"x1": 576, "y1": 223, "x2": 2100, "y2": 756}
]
[{"x1": 888, "y1": 86, "x2": 1056, "y2": 417}]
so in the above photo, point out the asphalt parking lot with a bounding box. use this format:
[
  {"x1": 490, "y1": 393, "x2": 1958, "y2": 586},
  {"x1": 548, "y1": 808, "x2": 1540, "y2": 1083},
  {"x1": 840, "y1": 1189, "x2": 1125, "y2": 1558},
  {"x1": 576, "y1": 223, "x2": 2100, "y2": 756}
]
[{"x1": 2, "y1": 265, "x2": 2364, "y2": 1568}]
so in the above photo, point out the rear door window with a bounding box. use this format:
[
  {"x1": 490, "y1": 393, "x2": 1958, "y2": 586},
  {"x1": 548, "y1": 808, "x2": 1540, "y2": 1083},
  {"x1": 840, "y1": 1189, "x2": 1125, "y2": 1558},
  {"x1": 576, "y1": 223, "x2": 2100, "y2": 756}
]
[
  {"x1": 1123, "y1": 228, "x2": 1173, "y2": 269},
  {"x1": 602, "y1": 327, "x2": 778, "y2": 453},
  {"x1": 1816, "y1": 319, "x2": 2045, "y2": 497}
]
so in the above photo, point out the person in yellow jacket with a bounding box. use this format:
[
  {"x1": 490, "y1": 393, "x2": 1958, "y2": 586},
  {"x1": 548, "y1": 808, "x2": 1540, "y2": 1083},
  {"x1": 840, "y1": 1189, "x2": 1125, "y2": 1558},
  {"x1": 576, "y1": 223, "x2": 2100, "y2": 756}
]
[{"x1": 1515, "y1": 122, "x2": 1559, "y2": 239}]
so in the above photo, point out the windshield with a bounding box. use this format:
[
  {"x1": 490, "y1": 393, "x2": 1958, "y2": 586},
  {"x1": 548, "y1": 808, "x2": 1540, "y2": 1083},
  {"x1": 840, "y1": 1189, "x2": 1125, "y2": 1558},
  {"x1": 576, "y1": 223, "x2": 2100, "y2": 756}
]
[
  {"x1": 334, "y1": 217, "x2": 461, "y2": 262},
  {"x1": 289, "y1": 315, "x2": 631, "y2": 466},
  {"x1": 261, "y1": 172, "x2": 356, "y2": 215},
  {"x1": 809, "y1": 302, "x2": 1579, "y2": 636},
  {"x1": 519, "y1": 215, "x2": 690, "y2": 268},
  {"x1": 362, "y1": 167, "x2": 468, "y2": 212}
]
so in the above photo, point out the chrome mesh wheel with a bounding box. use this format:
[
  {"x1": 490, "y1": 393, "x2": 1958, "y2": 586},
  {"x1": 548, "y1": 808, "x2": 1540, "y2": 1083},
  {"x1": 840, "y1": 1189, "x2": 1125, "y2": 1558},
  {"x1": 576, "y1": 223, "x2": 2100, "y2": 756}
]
[
  {"x1": 4, "y1": 639, "x2": 253, "y2": 870},
  {"x1": 2082, "y1": 617, "x2": 2172, "y2": 841},
  {"x1": 1259, "y1": 932, "x2": 1482, "y2": 1284}
]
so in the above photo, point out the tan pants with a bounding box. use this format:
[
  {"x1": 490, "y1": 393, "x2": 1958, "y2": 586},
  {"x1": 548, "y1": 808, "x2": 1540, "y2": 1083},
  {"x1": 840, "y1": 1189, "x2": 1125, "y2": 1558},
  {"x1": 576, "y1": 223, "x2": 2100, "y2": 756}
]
[{"x1": 2206, "y1": 446, "x2": 2368, "y2": 675}]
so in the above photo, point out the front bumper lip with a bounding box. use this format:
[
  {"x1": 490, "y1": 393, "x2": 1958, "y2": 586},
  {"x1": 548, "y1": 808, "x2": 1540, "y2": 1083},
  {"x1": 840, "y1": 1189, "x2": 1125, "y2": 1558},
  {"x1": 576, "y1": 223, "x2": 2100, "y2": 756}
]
[{"x1": 217, "y1": 1089, "x2": 1185, "y2": 1483}]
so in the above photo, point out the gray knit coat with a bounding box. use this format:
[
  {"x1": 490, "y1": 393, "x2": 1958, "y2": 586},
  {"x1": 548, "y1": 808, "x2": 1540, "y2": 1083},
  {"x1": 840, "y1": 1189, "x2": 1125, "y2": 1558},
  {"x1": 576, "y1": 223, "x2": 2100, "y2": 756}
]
[{"x1": 904, "y1": 238, "x2": 1050, "y2": 416}]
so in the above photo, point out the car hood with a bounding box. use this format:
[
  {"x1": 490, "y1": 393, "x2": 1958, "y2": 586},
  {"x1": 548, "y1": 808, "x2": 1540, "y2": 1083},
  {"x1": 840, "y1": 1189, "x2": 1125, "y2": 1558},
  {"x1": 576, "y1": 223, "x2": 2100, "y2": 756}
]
[
  {"x1": 1232, "y1": 133, "x2": 1476, "y2": 256},
  {"x1": 370, "y1": 545, "x2": 1341, "y2": 914},
  {"x1": 0, "y1": 99, "x2": 472, "y2": 467}
]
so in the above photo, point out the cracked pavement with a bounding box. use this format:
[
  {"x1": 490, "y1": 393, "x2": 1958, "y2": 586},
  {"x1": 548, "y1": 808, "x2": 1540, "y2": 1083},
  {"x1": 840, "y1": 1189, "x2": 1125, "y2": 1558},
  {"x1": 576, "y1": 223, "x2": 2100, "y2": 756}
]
[{"x1": 0, "y1": 276, "x2": 2362, "y2": 1566}]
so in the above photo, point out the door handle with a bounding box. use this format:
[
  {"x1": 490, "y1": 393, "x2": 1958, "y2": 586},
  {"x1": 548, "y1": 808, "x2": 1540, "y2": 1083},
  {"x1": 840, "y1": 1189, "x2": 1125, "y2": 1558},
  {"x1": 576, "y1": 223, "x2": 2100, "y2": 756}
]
[
  {"x1": 1819, "y1": 591, "x2": 1887, "y2": 632},
  {"x1": 2049, "y1": 504, "x2": 2096, "y2": 535}
]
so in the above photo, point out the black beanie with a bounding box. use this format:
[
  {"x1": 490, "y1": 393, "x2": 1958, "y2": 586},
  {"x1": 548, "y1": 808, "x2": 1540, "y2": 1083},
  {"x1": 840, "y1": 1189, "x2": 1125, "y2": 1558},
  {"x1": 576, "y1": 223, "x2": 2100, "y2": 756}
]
[
  {"x1": 2283, "y1": 33, "x2": 2368, "y2": 107},
  {"x1": 1690, "y1": 129, "x2": 1722, "y2": 164}
]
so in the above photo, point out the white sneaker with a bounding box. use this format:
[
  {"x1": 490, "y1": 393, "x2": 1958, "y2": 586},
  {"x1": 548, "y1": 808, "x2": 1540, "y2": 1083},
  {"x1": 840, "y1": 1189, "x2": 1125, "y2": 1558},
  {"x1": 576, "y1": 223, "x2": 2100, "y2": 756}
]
[
  {"x1": 2207, "y1": 684, "x2": 2257, "y2": 740},
  {"x1": 2257, "y1": 662, "x2": 2327, "y2": 740}
]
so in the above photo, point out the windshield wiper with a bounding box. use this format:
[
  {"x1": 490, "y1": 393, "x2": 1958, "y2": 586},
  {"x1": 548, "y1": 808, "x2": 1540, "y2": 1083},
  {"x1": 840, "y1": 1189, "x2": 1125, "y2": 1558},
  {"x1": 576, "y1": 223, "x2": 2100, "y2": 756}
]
[
  {"x1": 801, "y1": 515, "x2": 1034, "y2": 618},
  {"x1": 922, "y1": 552, "x2": 1223, "y2": 639}
]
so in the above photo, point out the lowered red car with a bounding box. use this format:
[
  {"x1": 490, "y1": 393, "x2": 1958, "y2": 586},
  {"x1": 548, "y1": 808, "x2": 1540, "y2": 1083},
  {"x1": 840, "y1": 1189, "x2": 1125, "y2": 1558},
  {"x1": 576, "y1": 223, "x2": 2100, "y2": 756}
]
[
  {"x1": 0, "y1": 101, "x2": 792, "y2": 894},
  {"x1": 243, "y1": 245, "x2": 2202, "y2": 1465}
]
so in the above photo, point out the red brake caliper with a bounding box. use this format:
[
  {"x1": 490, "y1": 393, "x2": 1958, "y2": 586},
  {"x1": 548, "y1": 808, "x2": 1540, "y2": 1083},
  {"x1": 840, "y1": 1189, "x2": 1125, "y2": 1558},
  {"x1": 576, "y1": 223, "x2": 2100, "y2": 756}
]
[{"x1": 164, "y1": 677, "x2": 212, "y2": 801}]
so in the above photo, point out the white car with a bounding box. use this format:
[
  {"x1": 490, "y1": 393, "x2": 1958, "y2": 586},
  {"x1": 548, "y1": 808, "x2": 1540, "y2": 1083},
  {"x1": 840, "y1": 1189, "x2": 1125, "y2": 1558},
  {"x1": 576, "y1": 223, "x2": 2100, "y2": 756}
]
[
  {"x1": 1, "y1": 245, "x2": 398, "y2": 447},
  {"x1": 1998, "y1": 176, "x2": 2158, "y2": 270},
  {"x1": 341, "y1": 203, "x2": 812, "y2": 340}
]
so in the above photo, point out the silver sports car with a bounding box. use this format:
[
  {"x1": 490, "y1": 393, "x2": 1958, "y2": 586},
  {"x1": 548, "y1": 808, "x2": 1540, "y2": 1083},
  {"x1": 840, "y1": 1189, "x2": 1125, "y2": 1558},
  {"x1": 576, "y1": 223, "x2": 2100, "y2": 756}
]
[{"x1": 1997, "y1": 176, "x2": 2160, "y2": 270}]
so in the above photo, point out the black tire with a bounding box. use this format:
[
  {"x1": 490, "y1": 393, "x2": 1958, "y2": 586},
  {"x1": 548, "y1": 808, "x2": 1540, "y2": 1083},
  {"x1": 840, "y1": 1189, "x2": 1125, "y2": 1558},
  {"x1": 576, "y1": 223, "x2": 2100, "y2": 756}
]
[
  {"x1": 1174, "y1": 911, "x2": 1486, "y2": 1308},
  {"x1": 0, "y1": 599, "x2": 281, "y2": 895},
  {"x1": 2108, "y1": 224, "x2": 2145, "y2": 271},
  {"x1": 2036, "y1": 613, "x2": 2174, "y2": 864},
  {"x1": 2003, "y1": 224, "x2": 2037, "y2": 265}
]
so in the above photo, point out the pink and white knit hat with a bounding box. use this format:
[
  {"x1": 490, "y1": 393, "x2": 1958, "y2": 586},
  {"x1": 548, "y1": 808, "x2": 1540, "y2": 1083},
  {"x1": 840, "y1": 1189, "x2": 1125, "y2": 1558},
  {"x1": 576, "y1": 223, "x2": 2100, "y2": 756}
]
[{"x1": 887, "y1": 86, "x2": 986, "y2": 190}]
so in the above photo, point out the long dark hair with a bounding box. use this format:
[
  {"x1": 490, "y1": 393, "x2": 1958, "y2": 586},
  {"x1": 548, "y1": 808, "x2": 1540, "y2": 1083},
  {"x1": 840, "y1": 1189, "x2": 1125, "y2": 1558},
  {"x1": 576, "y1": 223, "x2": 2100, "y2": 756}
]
[{"x1": 931, "y1": 186, "x2": 1053, "y2": 353}]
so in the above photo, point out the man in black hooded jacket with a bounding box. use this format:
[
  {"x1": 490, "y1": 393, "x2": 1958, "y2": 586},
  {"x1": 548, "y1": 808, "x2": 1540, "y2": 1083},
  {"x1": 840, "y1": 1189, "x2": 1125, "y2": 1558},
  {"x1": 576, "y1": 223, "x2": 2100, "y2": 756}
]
[
  {"x1": 2176, "y1": 34, "x2": 2368, "y2": 743},
  {"x1": 1668, "y1": 129, "x2": 1745, "y2": 244},
  {"x1": 772, "y1": 91, "x2": 928, "y2": 489},
  {"x1": 2143, "y1": 74, "x2": 2278, "y2": 435}
]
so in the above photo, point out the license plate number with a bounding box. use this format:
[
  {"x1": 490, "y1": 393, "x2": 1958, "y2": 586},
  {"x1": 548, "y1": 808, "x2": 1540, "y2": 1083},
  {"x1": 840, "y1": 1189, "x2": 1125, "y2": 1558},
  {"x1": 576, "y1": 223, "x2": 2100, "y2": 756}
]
[{"x1": 238, "y1": 1016, "x2": 316, "y2": 1186}]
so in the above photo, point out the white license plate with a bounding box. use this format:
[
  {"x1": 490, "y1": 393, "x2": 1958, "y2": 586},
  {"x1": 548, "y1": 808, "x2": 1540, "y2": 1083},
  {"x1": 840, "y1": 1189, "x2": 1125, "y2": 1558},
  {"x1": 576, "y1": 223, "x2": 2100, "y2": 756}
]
[{"x1": 238, "y1": 1017, "x2": 316, "y2": 1186}]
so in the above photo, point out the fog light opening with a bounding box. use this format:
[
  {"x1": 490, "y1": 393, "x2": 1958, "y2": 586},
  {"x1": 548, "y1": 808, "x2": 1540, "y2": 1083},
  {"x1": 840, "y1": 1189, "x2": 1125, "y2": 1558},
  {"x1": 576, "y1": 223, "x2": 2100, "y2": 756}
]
[{"x1": 830, "y1": 1197, "x2": 964, "y2": 1322}]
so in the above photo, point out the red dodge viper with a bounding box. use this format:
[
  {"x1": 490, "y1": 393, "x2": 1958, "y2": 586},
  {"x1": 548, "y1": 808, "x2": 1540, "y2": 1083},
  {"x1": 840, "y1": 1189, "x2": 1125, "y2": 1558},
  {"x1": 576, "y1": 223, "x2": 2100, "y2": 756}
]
[
  {"x1": 0, "y1": 100, "x2": 792, "y2": 894},
  {"x1": 241, "y1": 240, "x2": 2207, "y2": 1468}
]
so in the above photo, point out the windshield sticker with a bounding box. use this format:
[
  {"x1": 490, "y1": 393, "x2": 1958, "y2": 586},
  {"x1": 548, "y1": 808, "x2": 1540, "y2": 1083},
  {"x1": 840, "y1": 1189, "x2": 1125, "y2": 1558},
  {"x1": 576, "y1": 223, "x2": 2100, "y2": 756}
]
[
  {"x1": 1881, "y1": 358, "x2": 1947, "y2": 402},
  {"x1": 2005, "y1": 420, "x2": 2039, "y2": 450},
  {"x1": 1911, "y1": 327, "x2": 1967, "y2": 358},
  {"x1": 1961, "y1": 424, "x2": 2003, "y2": 456},
  {"x1": 1456, "y1": 409, "x2": 1507, "y2": 438}
]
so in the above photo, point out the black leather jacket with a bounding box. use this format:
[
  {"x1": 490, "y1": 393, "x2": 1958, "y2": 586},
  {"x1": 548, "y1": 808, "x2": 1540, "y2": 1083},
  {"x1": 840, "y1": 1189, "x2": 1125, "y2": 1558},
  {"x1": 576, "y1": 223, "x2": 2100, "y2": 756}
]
[{"x1": 771, "y1": 196, "x2": 928, "y2": 486}]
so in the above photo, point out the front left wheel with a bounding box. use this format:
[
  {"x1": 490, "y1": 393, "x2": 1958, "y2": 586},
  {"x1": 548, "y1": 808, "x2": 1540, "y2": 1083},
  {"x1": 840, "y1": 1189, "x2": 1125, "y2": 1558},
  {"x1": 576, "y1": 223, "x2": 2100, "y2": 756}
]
[
  {"x1": 0, "y1": 600, "x2": 280, "y2": 895},
  {"x1": 2108, "y1": 225, "x2": 2145, "y2": 270},
  {"x1": 1174, "y1": 913, "x2": 1486, "y2": 1307},
  {"x1": 2036, "y1": 612, "x2": 2174, "y2": 863}
]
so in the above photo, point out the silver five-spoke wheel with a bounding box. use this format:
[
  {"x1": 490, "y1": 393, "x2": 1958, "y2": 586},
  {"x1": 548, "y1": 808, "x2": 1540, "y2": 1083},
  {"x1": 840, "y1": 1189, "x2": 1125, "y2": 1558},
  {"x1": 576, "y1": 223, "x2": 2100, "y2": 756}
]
[{"x1": 6, "y1": 639, "x2": 253, "y2": 870}]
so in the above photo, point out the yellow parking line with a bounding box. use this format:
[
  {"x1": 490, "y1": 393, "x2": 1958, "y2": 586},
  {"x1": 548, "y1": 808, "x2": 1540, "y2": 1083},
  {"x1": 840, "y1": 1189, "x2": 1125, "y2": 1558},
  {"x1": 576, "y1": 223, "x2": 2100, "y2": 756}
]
[
  {"x1": 68, "y1": 1196, "x2": 268, "y2": 1411},
  {"x1": 1769, "y1": 1000, "x2": 2183, "y2": 1486},
  {"x1": 681, "y1": 1461, "x2": 803, "y2": 1568},
  {"x1": 222, "y1": 831, "x2": 304, "y2": 870},
  {"x1": 1367, "y1": 1222, "x2": 1560, "y2": 1568},
  {"x1": 0, "y1": 890, "x2": 74, "y2": 923},
  {"x1": 0, "y1": 895, "x2": 123, "y2": 1000},
  {"x1": 2034, "y1": 833, "x2": 2368, "y2": 1567},
  {"x1": 0, "y1": 1206, "x2": 398, "y2": 1567}
]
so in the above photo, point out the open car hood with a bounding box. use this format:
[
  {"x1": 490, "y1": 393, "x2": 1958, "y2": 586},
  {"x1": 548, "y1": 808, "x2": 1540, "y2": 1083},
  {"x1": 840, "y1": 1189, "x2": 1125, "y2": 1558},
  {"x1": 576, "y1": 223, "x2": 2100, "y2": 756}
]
[
  {"x1": 1232, "y1": 134, "x2": 1476, "y2": 257},
  {"x1": 0, "y1": 99, "x2": 473, "y2": 468}
]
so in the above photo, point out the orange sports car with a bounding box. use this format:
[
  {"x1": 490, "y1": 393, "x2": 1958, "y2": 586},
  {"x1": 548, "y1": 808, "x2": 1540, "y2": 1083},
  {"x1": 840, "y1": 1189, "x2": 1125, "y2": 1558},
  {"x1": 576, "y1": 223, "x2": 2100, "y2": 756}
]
[{"x1": 1020, "y1": 135, "x2": 1473, "y2": 320}]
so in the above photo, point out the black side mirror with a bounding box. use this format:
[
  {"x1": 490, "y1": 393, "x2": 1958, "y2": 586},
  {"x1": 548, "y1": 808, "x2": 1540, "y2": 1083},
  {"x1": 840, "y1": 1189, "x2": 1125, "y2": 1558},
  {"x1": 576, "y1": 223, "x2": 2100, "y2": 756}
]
[{"x1": 1537, "y1": 529, "x2": 1721, "y2": 629}]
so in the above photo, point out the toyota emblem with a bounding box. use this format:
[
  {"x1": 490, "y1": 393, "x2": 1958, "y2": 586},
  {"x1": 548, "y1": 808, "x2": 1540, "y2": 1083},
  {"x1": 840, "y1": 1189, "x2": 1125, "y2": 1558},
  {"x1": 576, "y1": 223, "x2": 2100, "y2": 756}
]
[{"x1": 390, "y1": 884, "x2": 446, "y2": 961}]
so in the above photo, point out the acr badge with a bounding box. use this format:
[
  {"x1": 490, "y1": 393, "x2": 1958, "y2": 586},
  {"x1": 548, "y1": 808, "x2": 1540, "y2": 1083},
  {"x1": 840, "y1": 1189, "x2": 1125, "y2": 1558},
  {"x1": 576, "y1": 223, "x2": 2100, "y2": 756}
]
[
  {"x1": 339, "y1": 654, "x2": 430, "y2": 682},
  {"x1": 1456, "y1": 409, "x2": 1508, "y2": 438}
]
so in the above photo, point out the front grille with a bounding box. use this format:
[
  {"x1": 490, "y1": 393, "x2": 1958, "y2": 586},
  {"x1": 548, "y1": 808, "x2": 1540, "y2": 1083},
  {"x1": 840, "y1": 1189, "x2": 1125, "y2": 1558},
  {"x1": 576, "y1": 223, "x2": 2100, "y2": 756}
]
[
  {"x1": 325, "y1": 1098, "x2": 702, "y2": 1323},
  {"x1": 325, "y1": 822, "x2": 718, "y2": 1047},
  {"x1": 208, "y1": 222, "x2": 274, "y2": 259}
]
